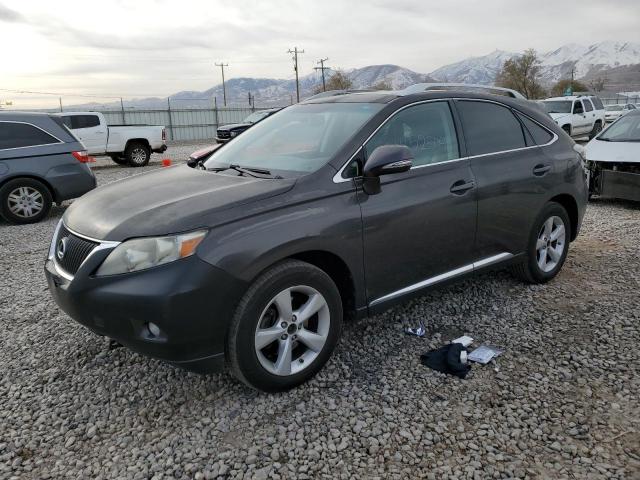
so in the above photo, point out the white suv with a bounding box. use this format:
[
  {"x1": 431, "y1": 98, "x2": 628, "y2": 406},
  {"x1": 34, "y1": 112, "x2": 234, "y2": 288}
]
[{"x1": 541, "y1": 95, "x2": 606, "y2": 139}]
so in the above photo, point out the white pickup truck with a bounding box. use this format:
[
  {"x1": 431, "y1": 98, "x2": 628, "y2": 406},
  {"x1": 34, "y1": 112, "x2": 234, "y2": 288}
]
[
  {"x1": 56, "y1": 112, "x2": 167, "y2": 167},
  {"x1": 540, "y1": 95, "x2": 606, "y2": 140}
]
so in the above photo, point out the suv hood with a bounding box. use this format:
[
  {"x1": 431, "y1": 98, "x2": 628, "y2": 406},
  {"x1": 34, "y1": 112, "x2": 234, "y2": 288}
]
[
  {"x1": 64, "y1": 165, "x2": 295, "y2": 241},
  {"x1": 218, "y1": 123, "x2": 251, "y2": 132},
  {"x1": 549, "y1": 112, "x2": 570, "y2": 122}
]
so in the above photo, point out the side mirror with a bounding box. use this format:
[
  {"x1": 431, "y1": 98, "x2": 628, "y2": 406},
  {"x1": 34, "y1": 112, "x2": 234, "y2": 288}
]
[{"x1": 360, "y1": 145, "x2": 413, "y2": 195}]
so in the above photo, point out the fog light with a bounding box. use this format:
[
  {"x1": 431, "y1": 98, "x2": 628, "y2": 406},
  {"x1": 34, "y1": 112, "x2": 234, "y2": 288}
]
[{"x1": 147, "y1": 322, "x2": 161, "y2": 337}]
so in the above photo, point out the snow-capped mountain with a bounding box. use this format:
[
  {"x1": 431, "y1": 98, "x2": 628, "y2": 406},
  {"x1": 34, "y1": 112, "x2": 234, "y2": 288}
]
[
  {"x1": 429, "y1": 41, "x2": 640, "y2": 86},
  {"x1": 429, "y1": 50, "x2": 517, "y2": 85},
  {"x1": 345, "y1": 64, "x2": 433, "y2": 89}
]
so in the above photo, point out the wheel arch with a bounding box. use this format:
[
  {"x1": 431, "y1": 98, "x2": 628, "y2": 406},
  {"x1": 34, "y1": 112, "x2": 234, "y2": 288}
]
[
  {"x1": 0, "y1": 174, "x2": 58, "y2": 202},
  {"x1": 124, "y1": 138, "x2": 151, "y2": 152},
  {"x1": 549, "y1": 193, "x2": 579, "y2": 241}
]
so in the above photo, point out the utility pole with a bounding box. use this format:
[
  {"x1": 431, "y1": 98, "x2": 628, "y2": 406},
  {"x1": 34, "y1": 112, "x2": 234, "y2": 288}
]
[
  {"x1": 215, "y1": 62, "x2": 229, "y2": 106},
  {"x1": 287, "y1": 47, "x2": 304, "y2": 102},
  {"x1": 314, "y1": 58, "x2": 330, "y2": 92}
]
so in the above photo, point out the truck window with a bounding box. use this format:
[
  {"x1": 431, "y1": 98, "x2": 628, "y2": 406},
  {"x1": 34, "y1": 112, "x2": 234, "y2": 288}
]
[
  {"x1": 591, "y1": 96, "x2": 604, "y2": 110},
  {"x1": 573, "y1": 101, "x2": 584, "y2": 114},
  {"x1": 584, "y1": 99, "x2": 594, "y2": 112},
  {"x1": 62, "y1": 115, "x2": 101, "y2": 129}
]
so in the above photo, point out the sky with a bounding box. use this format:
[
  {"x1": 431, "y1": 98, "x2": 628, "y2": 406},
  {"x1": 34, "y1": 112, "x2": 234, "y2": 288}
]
[{"x1": 1, "y1": 0, "x2": 639, "y2": 107}]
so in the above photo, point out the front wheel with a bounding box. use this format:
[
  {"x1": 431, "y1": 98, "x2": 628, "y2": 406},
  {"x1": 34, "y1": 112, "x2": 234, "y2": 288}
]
[
  {"x1": 589, "y1": 121, "x2": 603, "y2": 140},
  {"x1": 511, "y1": 202, "x2": 571, "y2": 284},
  {"x1": 226, "y1": 260, "x2": 343, "y2": 392},
  {"x1": 0, "y1": 178, "x2": 53, "y2": 224}
]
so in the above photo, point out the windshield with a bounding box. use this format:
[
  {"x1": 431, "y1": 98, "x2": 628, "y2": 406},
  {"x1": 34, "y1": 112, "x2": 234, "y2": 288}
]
[
  {"x1": 542, "y1": 101, "x2": 573, "y2": 114},
  {"x1": 204, "y1": 103, "x2": 384, "y2": 174},
  {"x1": 598, "y1": 113, "x2": 640, "y2": 142},
  {"x1": 244, "y1": 111, "x2": 271, "y2": 123},
  {"x1": 605, "y1": 105, "x2": 623, "y2": 111}
]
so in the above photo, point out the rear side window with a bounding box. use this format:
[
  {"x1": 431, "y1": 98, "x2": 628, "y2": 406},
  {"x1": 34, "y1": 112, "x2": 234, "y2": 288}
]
[
  {"x1": 456, "y1": 101, "x2": 526, "y2": 156},
  {"x1": 591, "y1": 96, "x2": 604, "y2": 110},
  {"x1": 61, "y1": 115, "x2": 100, "y2": 129},
  {"x1": 516, "y1": 113, "x2": 554, "y2": 145},
  {"x1": 584, "y1": 99, "x2": 594, "y2": 112},
  {"x1": 365, "y1": 101, "x2": 460, "y2": 167},
  {"x1": 0, "y1": 122, "x2": 59, "y2": 150}
]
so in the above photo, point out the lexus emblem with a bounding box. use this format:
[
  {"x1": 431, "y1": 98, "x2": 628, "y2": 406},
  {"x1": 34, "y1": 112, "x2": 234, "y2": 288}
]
[{"x1": 56, "y1": 237, "x2": 68, "y2": 260}]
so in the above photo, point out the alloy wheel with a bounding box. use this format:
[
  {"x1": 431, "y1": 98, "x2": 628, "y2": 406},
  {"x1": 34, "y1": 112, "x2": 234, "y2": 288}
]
[
  {"x1": 254, "y1": 285, "x2": 330, "y2": 376},
  {"x1": 7, "y1": 186, "x2": 44, "y2": 218},
  {"x1": 536, "y1": 216, "x2": 566, "y2": 273},
  {"x1": 131, "y1": 148, "x2": 147, "y2": 165}
]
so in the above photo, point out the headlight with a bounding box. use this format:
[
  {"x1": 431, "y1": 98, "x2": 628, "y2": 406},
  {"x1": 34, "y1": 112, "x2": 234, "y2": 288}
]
[
  {"x1": 230, "y1": 131, "x2": 238, "y2": 137},
  {"x1": 96, "y1": 230, "x2": 207, "y2": 276}
]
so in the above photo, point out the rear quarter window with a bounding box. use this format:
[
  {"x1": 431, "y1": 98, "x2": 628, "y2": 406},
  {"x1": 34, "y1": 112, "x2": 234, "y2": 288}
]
[
  {"x1": 456, "y1": 100, "x2": 527, "y2": 156},
  {"x1": 516, "y1": 113, "x2": 554, "y2": 146},
  {"x1": 591, "y1": 97, "x2": 604, "y2": 110},
  {"x1": 0, "y1": 122, "x2": 60, "y2": 150}
]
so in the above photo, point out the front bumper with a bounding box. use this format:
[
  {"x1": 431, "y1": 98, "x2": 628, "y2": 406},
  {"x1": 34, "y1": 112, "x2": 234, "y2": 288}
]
[
  {"x1": 45, "y1": 252, "x2": 247, "y2": 373},
  {"x1": 215, "y1": 137, "x2": 230, "y2": 144}
]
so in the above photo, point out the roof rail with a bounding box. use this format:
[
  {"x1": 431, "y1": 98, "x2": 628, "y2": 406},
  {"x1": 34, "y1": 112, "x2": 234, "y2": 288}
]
[
  {"x1": 398, "y1": 83, "x2": 526, "y2": 100},
  {"x1": 305, "y1": 89, "x2": 378, "y2": 101}
]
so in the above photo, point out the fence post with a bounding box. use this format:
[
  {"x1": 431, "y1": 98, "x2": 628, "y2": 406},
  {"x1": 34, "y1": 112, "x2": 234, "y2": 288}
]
[
  {"x1": 120, "y1": 97, "x2": 126, "y2": 125},
  {"x1": 214, "y1": 97, "x2": 219, "y2": 130},
  {"x1": 167, "y1": 98, "x2": 174, "y2": 141}
]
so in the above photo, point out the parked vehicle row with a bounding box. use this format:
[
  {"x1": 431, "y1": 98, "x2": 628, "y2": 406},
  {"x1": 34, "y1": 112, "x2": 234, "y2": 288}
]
[
  {"x1": 604, "y1": 103, "x2": 637, "y2": 123},
  {"x1": 56, "y1": 112, "x2": 167, "y2": 167},
  {"x1": 45, "y1": 89, "x2": 587, "y2": 392},
  {"x1": 0, "y1": 112, "x2": 96, "y2": 224}
]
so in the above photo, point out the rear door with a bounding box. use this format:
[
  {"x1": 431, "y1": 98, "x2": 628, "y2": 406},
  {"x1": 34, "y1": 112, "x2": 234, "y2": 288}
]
[
  {"x1": 583, "y1": 98, "x2": 596, "y2": 130},
  {"x1": 61, "y1": 114, "x2": 106, "y2": 154},
  {"x1": 571, "y1": 100, "x2": 590, "y2": 135},
  {"x1": 357, "y1": 100, "x2": 477, "y2": 306},
  {"x1": 455, "y1": 99, "x2": 558, "y2": 259}
]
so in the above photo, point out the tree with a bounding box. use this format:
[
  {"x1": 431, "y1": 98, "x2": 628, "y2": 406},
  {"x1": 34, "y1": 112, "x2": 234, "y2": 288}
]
[
  {"x1": 550, "y1": 79, "x2": 589, "y2": 97},
  {"x1": 313, "y1": 69, "x2": 353, "y2": 94},
  {"x1": 589, "y1": 76, "x2": 607, "y2": 93},
  {"x1": 495, "y1": 49, "x2": 546, "y2": 99},
  {"x1": 371, "y1": 80, "x2": 392, "y2": 90}
]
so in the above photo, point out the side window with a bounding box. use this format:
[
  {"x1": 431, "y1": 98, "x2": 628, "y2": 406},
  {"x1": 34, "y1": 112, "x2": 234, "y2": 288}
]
[
  {"x1": 73, "y1": 115, "x2": 100, "y2": 129},
  {"x1": 365, "y1": 102, "x2": 459, "y2": 167},
  {"x1": 516, "y1": 113, "x2": 554, "y2": 146},
  {"x1": 456, "y1": 101, "x2": 526, "y2": 156},
  {"x1": 0, "y1": 122, "x2": 59, "y2": 150},
  {"x1": 591, "y1": 97, "x2": 604, "y2": 110},
  {"x1": 584, "y1": 99, "x2": 594, "y2": 112},
  {"x1": 573, "y1": 101, "x2": 584, "y2": 114}
]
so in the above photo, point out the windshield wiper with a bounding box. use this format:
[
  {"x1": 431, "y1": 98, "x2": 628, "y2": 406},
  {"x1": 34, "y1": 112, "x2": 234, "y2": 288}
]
[{"x1": 206, "y1": 164, "x2": 282, "y2": 179}]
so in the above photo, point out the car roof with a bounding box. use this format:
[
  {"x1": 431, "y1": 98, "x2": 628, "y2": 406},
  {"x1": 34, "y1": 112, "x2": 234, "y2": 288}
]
[{"x1": 0, "y1": 111, "x2": 53, "y2": 121}]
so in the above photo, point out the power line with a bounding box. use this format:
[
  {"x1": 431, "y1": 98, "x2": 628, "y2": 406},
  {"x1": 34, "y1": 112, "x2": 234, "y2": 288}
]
[
  {"x1": 314, "y1": 58, "x2": 331, "y2": 92},
  {"x1": 287, "y1": 47, "x2": 304, "y2": 103},
  {"x1": 215, "y1": 62, "x2": 229, "y2": 106}
]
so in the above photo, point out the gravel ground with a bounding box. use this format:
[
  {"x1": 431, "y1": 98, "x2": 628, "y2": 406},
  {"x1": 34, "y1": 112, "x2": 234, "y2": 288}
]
[{"x1": 1, "y1": 148, "x2": 639, "y2": 479}]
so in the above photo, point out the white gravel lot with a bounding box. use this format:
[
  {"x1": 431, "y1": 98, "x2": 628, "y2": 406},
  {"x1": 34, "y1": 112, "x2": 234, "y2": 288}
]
[{"x1": 1, "y1": 142, "x2": 639, "y2": 479}]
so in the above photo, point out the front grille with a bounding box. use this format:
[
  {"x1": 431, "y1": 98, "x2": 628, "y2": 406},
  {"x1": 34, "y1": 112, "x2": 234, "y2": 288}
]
[
  {"x1": 217, "y1": 129, "x2": 231, "y2": 139},
  {"x1": 54, "y1": 225, "x2": 99, "y2": 275}
]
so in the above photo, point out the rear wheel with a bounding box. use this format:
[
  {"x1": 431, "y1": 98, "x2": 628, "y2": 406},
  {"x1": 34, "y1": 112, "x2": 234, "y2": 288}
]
[
  {"x1": 588, "y1": 121, "x2": 603, "y2": 140},
  {"x1": 125, "y1": 142, "x2": 150, "y2": 167},
  {"x1": 226, "y1": 260, "x2": 343, "y2": 392},
  {"x1": 511, "y1": 202, "x2": 571, "y2": 284},
  {"x1": 0, "y1": 178, "x2": 52, "y2": 224}
]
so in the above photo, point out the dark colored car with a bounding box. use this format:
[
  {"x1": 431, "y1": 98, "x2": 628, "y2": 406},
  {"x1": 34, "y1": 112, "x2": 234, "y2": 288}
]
[
  {"x1": 45, "y1": 91, "x2": 587, "y2": 392},
  {"x1": 187, "y1": 143, "x2": 222, "y2": 167},
  {"x1": 215, "y1": 108, "x2": 281, "y2": 143},
  {"x1": 0, "y1": 112, "x2": 96, "y2": 224}
]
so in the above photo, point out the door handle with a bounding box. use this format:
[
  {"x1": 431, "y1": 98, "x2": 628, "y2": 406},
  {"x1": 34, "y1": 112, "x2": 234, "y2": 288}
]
[
  {"x1": 533, "y1": 164, "x2": 551, "y2": 176},
  {"x1": 450, "y1": 180, "x2": 475, "y2": 194}
]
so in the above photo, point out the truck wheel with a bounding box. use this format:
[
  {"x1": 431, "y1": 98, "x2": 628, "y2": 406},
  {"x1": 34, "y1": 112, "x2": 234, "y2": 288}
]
[
  {"x1": 226, "y1": 260, "x2": 343, "y2": 392},
  {"x1": 0, "y1": 178, "x2": 53, "y2": 224},
  {"x1": 511, "y1": 202, "x2": 571, "y2": 284},
  {"x1": 109, "y1": 154, "x2": 128, "y2": 166},
  {"x1": 125, "y1": 142, "x2": 150, "y2": 167},
  {"x1": 562, "y1": 125, "x2": 571, "y2": 137},
  {"x1": 588, "y1": 121, "x2": 602, "y2": 140}
]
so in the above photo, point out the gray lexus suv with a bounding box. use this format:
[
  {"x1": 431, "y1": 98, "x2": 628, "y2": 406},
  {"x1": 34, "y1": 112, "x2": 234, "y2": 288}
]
[
  {"x1": 45, "y1": 90, "x2": 587, "y2": 392},
  {"x1": 0, "y1": 112, "x2": 96, "y2": 224}
]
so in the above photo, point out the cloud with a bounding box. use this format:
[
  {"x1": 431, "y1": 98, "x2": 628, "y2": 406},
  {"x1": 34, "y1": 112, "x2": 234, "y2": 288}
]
[{"x1": 0, "y1": 3, "x2": 24, "y2": 22}]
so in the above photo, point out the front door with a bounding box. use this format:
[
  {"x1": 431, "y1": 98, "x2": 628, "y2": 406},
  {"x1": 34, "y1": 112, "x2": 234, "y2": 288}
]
[
  {"x1": 572, "y1": 100, "x2": 590, "y2": 135},
  {"x1": 357, "y1": 101, "x2": 477, "y2": 306}
]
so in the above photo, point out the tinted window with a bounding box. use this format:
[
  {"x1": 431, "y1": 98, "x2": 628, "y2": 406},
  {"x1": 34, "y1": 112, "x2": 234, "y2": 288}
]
[
  {"x1": 0, "y1": 122, "x2": 59, "y2": 150},
  {"x1": 456, "y1": 101, "x2": 526, "y2": 156},
  {"x1": 366, "y1": 102, "x2": 459, "y2": 167},
  {"x1": 591, "y1": 96, "x2": 604, "y2": 110},
  {"x1": 584, "y1": 99, "x2": 594, "y2": 112},
  {"x1": 573, "y1": 101, "x2": 584, "y2": 114},
  {"x1": 516, "y1": 113, "x2": 554, "y2": 145},
  {"x1": 62, "y1": 115, "x2": 100, "y2": 129}
]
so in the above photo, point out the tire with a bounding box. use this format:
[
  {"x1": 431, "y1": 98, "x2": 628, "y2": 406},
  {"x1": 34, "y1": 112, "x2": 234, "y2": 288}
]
[
  {"x1": 588, "y1": 121, "x2": 603, "y2": 140},
  {"x1": 125, "y1": 142, "x2": 150, "y2": 167},
  {"x1": 109, "y1": 154, "x2": 128, "y2": 166},
  {"x1": 0, "y1": 178, "x2": 53, "y2": 224},
  {"x1": 226, "y1": 260, "x2": 343, "y2": 392},
  {"x1": 511, "y1": 202, "x2": 571, "y2": 284},
  {"x1": 562, "y1": 125, "x2": 572, "y2": 137}
]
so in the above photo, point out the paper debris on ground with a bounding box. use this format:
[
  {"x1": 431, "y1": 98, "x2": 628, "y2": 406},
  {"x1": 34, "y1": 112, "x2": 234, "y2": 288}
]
[
  {"x1": 405, "y1": 320, "x2": 426, "y2": 337},
  {"x1": 468, "y1": 345, "x2": 504, "y2": 364},
  {"x1": 451, "y1": 335, "x2": 473, "y2": 347}
]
